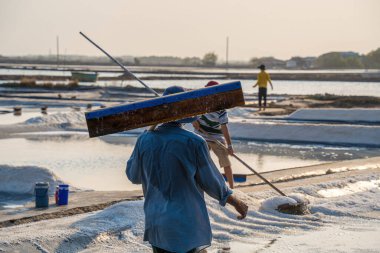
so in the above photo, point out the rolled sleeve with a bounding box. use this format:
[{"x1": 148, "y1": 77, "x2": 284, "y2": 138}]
[
  {"x1": 219, "y1": 188, "x2": 233, "y2": 206},
  {"x1": 194, "y1": 140, "x2": 232, "y2": 206}
]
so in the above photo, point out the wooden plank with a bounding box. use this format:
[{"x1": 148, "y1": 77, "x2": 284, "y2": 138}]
[{"x1": 85, "y1": 81, "x2": 245, "y2": 137}]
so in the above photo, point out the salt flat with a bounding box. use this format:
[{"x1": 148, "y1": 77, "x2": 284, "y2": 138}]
[{"x1": 0, "y1": 157, "x2": 379, "y2": 252}]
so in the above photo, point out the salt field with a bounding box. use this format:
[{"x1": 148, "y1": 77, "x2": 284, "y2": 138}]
[
  {"x1": 1, "y1": 62, "x2": 380, "y2": 253},
  {"x1": 0, "y1": 107, "x2": 379, "y2": 195},
  {"x1": 1, "y1": 0, "x2": 380, "y2": 251}
]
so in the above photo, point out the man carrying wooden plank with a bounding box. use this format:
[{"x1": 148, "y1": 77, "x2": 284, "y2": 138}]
[
  {"x1": 126, "y1": 86, "x2": 248, "y2": 253},
  {"x1": 192, "y1": 81, "x2": 235, "y2": 189}
]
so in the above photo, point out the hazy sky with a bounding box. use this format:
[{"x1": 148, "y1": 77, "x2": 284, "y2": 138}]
[{"x1": 0, "y1": 0, "x2": 379, "y2": 61}]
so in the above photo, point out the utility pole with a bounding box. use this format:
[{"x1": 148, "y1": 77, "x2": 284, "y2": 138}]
[
  {"x1": 56, "y1": 36, "x2": 60, "y2": 69},
  {"x1": 226, "y1": 36, "x2": 229, "y2": 69},
  {"x1": 64, "y1": 48, "x2": 67, "y2": 66}
]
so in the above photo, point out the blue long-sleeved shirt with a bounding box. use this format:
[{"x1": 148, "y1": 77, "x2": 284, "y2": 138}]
[{"x1": 126, "y1": 124, "x2": 232, "y2": 252}]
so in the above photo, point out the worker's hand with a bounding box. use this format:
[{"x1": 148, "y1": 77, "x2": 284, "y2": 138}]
[
  {"x1": 236, "y1": 200, "x2": 248, "y2": 220},
  {"x1": 234, "y1": 198, "x2": 248, "y2": 220},
  {"x1": 227, "y1": 145, "x2": 234, "y2": 155},
  {"x1": 192, "y1": 121, "x2": 200, "y2": 130},
  {"x1": 227, "y1": 195, "x2": 248, "y2": 220}
]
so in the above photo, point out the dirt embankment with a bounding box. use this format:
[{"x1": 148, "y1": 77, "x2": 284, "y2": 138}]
[
  {"x1": 0, "y1": 191, "x2": 143, "y2": 228},
  {"x1": 1, "y1": 71, "x2": 380, "y2": 82},
  {"x1": 305, "y1": 94, "x2": 380, "y2": 108},
  {"x1": 246, "y1": 94, "x2": 380, "y2": 116}
]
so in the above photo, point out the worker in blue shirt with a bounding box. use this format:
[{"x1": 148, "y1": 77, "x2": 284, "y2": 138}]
[{"x1": 126, "y1": 86, "x2": 248, "y2": 253}]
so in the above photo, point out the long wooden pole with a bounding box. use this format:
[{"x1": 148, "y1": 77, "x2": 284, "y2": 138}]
[{"x1": 79, "y1": 32, "x2": 160, "y2": 97}]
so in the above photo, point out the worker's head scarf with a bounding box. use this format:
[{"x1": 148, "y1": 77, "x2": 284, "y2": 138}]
[
  {"x1": 205, "y1": 80, "x2": 219, "y2": 87},
  {"x1": 162, "y1": 86, "x2": 197, "y2": 124}
]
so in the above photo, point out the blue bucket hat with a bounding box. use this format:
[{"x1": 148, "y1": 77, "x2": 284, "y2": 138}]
[
  {"x1": 162, "y1": 86, "x2": 186, "y2": 96},
  {"x1": 162, "y1": 86, "x2": 197, "y2": 124}
]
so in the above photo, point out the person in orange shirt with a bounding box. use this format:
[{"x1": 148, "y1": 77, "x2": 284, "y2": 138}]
[{"x1": 253, "y1": 64, "x2": 273, "y2": 111}]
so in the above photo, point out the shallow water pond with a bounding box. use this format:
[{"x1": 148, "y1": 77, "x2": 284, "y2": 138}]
[{"x1": 0, "y1": 131, "x2": 379, "y2": 191}]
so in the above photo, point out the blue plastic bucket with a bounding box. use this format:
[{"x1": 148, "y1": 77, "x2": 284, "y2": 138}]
[
  {"x1": 222, "y1": 174, "x2": 247, "y2": 183},
  {"x1": 58, "y1": 184, "x2": 69, "y2": 205},
  {"x1": 35, "y1": 182, "x2": 49, "y2": 208}
]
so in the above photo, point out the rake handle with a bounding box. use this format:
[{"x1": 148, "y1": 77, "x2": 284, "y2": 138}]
[
  {"x1": 199, "y1": 128, "x2": 286, "y2": 196},
  {"x1": 231, "y1": 153, "x2": 286, "y2": 197}
]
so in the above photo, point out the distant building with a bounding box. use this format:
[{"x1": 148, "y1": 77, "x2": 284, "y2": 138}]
[
  {"x1": 286, "y1": 57, "x2": 316, "y2": 69},
  {"x1": 303, "y1": 57, "x2": 317, "y2": 68},
  {"x1": 286, "y1": 60, "x2": 297, "y2": 68},
  {"x1": 250, "y1": 57, "x2": 285, "y2": 69}
]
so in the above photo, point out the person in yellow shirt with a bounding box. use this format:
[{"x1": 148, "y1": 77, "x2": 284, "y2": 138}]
[{"x1": 253, "y1": 64, "x2": 273, "y2": 111}]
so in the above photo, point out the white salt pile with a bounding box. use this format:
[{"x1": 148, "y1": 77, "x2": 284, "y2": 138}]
[
  {"x1": 287, "y1": 193, "x2": 310, "y2": 205},
  {"x1": 25, "y1": 112, "x2": 86, "y2": 128},
  {"x1": 259, "y1": 196, "x2": 298, "y2": 212},
  {"x1": 0, "y1": 165, "x2": 66, "y2": 195},
  {"x1": 73, "y1": 200, "x2": 145, "y2": 235}
]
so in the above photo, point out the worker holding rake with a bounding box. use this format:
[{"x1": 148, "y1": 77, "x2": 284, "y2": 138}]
[
  {"x1": 193, "y1": 81, "x2": 235, "y2": 189},
  {"x1": 126, "y1": 86, "x2": 248, "y2": 253}
]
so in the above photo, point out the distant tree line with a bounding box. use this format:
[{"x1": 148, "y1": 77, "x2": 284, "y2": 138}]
[
  {"x1": 1, "y1": 48, "x2": 379, "y2": 69},
  {"x1": 320, "y1": 49, "x2": 380, "y2": 69},
  {"x1": 0, "y1": 53, "x2": 218, "y2": 67},
  {"x1": 133, "y1": 52, "x2": 218, "y2": 67},
  {"x1": 248, "y1": 48, "x2": 380, "y2": 69}
]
